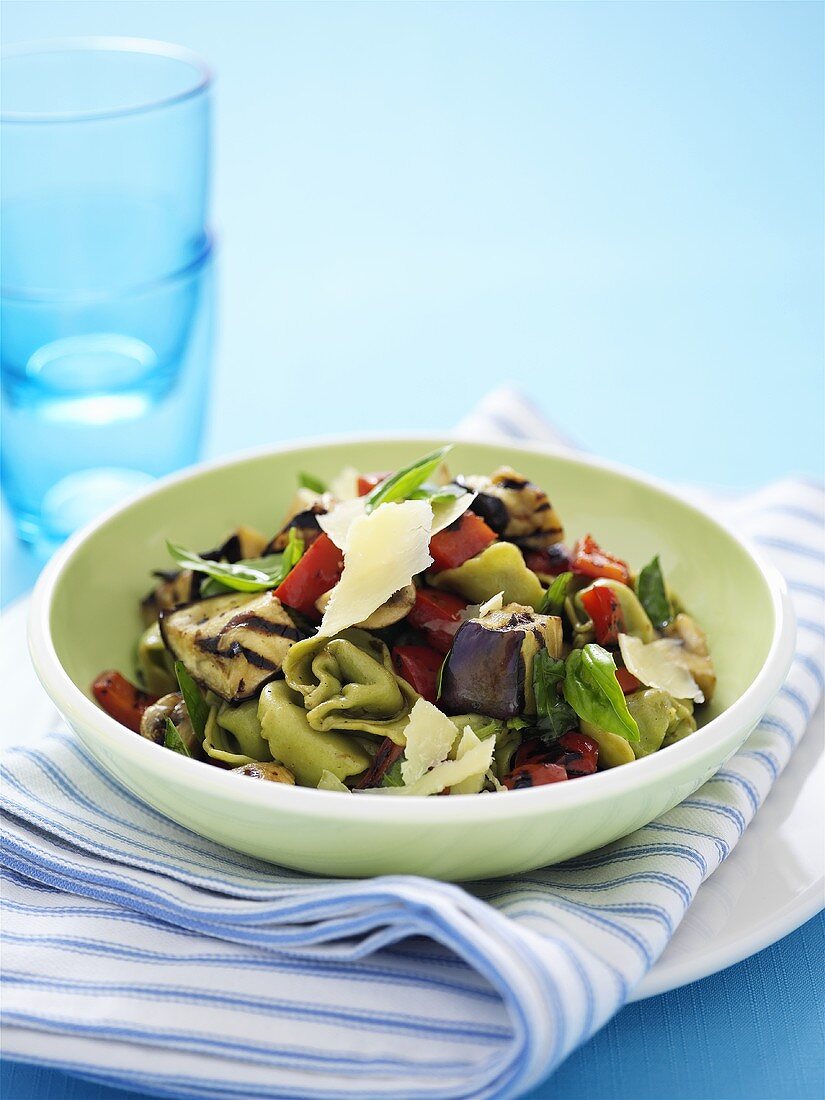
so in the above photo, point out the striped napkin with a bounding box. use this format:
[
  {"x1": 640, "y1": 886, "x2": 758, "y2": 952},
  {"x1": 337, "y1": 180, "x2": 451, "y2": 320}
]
[{"x1": 2, "y1": 389, "x2": 823, "y2": 1100}]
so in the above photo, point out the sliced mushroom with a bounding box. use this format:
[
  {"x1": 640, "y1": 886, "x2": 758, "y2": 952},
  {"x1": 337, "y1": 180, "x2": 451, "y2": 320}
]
[
  {"x1": 458, "y1": 466, "x2": 564, "y2": 550},
  {"x1": 266, "y1": 488, "x2": 331, "y2": 552},
  {"x1": 440, "y1": 603, "x2": 563, "y2": 719},
  {"x1": 231, "y1": 761, "x2": 296, "y2": 784},
  {"x1": 664, "y1": 613, "x2": 717, "y2": 702},
  {"x1": 314, "y1": 584, "x2": 416, "y2": 630},
  {"x1": 139, "y1": 691, "x2": 198, "y2": 753},
  {"x1": 159, "y1": 591, "x2": 302, "y2": 703}
]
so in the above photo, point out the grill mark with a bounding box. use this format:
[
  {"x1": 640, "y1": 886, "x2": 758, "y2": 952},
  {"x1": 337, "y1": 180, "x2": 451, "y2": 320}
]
[
  {"x1": 239, "y1": 646, "x2": 278, "y2": 670},
  {"x1": 496, "y1": 476, "x2": 529, "y2": 490},
  {"x1": 221, "y1": 612, "x2": 301, "y2": 640}
]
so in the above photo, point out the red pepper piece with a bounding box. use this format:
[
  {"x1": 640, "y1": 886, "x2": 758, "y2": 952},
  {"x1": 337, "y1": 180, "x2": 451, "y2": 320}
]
[
  {"x1": 354, "y1": 736, "x2": 405, "y2": 788},
  {"x1": 503, "y1": 762, "x2": 568, "y2": 789},
  {"x1": 555, "y1": 731, "x2": 599, "y2": 776},
  {"x1": 571, "y1": 534, "x2": 630, "y2": 585},
  {"x1": 407, "y1": 587, "x2": 468, "y2": 655},
  {"x1": 357, "y1": 472, "x2": 390, "y2": 497},
  {"x1": 429, "y1": 512, "x2": 497, "y2": 572},
  {"x1": 392, "y1": 644, "x2": 443, "y2": 704},
  {"x1": 92, "y1": 671, "x2": 158, "y2": 733},
  {"x1": 580, "y1": 584, "x2": 625, "y2": 646},
  {"x1": 523, "y1": 544, "x2": 571, "y2": 577},
  {"x1": 273, "y1": 532, "x2": 344, "y2": 620},
  {"x1": 615, "y1": 667, "x2": 643, "y2": 694}
]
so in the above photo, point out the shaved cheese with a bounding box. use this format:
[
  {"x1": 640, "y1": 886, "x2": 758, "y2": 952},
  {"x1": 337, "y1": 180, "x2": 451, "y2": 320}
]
[
  {"x1": 400, "y1": 698, "x2": 459, "y2": 785},
  {"x1": 618, "y1": 633, "x2": 704, "y2": 704},
  {"x1": 377, "y1": 737, "x2": 495, "y2": 796},
  {"x1": 451, "y1": 727, "x2": 489, "y2": 794},
  {"x1": 478, "y1": 591, "x2": 504, "y2": 617},
  {"x1": 317, "y1": 497, "x2": 365, "y2": 551},
  {"x1": 329, "y1": 465, "x2": 360, "y2": 501},
  {"x1": 430, "y1": 491, "x2": 476, "y2": 535},
  {"x1": 319, "y1": 500, "x2": 433, "y2": 637},
  {"x1": 317, "y1": 770, "x2": 351, "y2": 792}
]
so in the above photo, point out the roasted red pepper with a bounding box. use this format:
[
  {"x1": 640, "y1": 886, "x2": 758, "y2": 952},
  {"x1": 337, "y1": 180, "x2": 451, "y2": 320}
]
[
  {"x1": 407, "y1": 587, "x2": 468, "y2": 654},
  {"x1": 273, "y1": 532, "x2": 344, "y2": 620},
  {"x1": 510, "y1": 731, "x2": 599, "y2": 782},
  {"x1": 354, "y1": 736, "x2": 405, "y2": 788},
  {"x1": 615, "y1": 667, "x2": 643, "y2": 694},
  {"x1": 503, "y1": 762, "x2": 568, "y2": 789},
  {"x1": 580, "y1": 584, "x2": 625, "y2": 646},
  {"x1": 392, "y1": 644, "x2": 443, "y2": 704},
  {"x1": 92, "y1": 671, "x2": 158, "y2": 733},
  {"x1": 523, "y1": 544, "x2": 571, "y2": 577},
  {"x1": 429, "y1": 512, "x2": 497, "y2": 572},
  {"x1": 571, "y1": 534, "x2": 630, "y2": 585},
  {"x1": 357, "y1": 472, "x2": 390, "y2": 497}
]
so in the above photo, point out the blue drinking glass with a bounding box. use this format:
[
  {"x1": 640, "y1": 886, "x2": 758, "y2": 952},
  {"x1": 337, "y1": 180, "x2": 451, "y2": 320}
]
[{"x1": 1, "y1": 38, "x2": 214, "y2": 555}]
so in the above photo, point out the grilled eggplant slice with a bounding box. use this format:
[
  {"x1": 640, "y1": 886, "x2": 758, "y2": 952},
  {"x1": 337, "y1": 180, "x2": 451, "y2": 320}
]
[
  {"x1": 440, "y1": 603, "x2": 563, "y2": 719},
  {"x1": 266, "y1": 488, "x2": 330, "y2": 553},
  {"x1": 459, "y1": 466, "x2": 564, "y2": 550},
  {"x1": 159, "y1": 591, "x2": 302, "y2": 702}
]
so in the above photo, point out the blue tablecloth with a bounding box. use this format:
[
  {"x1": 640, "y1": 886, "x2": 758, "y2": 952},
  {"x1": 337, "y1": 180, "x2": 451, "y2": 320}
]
[{"x1": 2, "y1": 914, "x2": 822, "y2": 1100}]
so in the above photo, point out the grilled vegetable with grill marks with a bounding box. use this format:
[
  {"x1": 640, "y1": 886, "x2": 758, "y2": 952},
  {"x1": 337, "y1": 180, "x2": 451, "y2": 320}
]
[
  {"x1": 440, "y1": 603, "x2": 563, "y2": 719},
  {"x1": 159, "y1": 591, "x2": 302, "y2": 702},
  {"x1": 266, "y1": 488, "x2": 330, "y2": 553},
  {"x1": 459, "y1": 465, "x2": 564, "y2": 550}
]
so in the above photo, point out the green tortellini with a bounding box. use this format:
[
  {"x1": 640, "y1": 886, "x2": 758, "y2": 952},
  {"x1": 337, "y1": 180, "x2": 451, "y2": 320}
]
[
  {"x1": 430, "y1": 542, "x2": 544, "y2": 609},
  {"x1": 136, "y1": 622, "x2": 177, "y2": 695},
  {"x1": 582, "y1": 689, "x2": 697, "y2": 768},
  {"x1": 258, "y1": 680, "x2": 372, "y2": 787},
  {"x1": 571, "y1": 579, "x2": 657, "y2": 643},
  {"x1": 282, "y1": 628, "x2": 418, "y2": 746},
  {"x1": 203, "y1": 699, "x2": 274, "y2": 767}
]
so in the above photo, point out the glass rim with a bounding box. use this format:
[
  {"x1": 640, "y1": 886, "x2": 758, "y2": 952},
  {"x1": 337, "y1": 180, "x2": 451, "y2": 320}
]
[
  {"x1": 1, "y1": 234, "x2": 215, "y2": 303},
  {"x1": 0, "y1": 36, "x2": 213, "y2": 124}
]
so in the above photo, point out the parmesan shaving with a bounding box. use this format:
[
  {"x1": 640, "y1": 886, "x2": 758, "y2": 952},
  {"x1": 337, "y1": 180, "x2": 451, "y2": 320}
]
[
  {"x1": 400, "y1": 698, "x2": 460, "y2": 785},
  {"x1": 319, "y1": 500, "x2": 433, "y2": 637},
  {"x1": 450, "y1": 727, "x2": 489, "y2": 795},
  {"x1": 317, "y1": 497, "x2": 365, "y2": 551},
  {"x1": 317, "y1": 770, "x2": 351, "y2": 792},
  {"x1": 378, "y1": 738, "x2": 495, "y2": 796},
  {"x1": 618, "y1": 633, "x2": 705, "y2": 704},
  {"x1": 430, "y1": 491, "x2": 476, "y2": 535},
  {"x1": 329, "y1": 465, "x2": 360, "y2": 501}
]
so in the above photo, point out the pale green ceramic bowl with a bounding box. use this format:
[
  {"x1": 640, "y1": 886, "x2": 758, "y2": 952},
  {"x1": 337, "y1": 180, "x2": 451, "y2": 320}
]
[{"x1": 28, "y1": 437, "x2": 795, "y2": 880}]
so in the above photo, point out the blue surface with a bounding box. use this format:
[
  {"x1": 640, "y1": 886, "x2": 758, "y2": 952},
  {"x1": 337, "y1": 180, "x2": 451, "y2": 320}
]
[{"x1": 1, "y1": 2, "x2": 823, "y2": 1097}]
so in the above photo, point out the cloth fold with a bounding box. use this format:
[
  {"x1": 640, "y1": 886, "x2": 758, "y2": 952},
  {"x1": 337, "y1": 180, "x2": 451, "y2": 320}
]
[{"x1": 2, "y1": 390, "x2": 823, "y2": 1100}]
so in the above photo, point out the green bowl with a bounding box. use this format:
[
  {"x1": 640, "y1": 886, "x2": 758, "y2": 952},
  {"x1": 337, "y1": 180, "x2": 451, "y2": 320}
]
[{"x1": 28, "y1": 437, "x2": 795, "y2": 880}]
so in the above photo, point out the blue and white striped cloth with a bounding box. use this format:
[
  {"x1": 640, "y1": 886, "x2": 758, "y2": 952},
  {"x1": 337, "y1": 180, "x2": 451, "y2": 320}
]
[{"x1": 2, "y1": 389, "x2": 823, "y2": 1100}]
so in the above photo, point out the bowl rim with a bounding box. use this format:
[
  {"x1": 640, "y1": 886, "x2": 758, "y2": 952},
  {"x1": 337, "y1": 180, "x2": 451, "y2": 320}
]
[{"x1": 27, "y1": 432, "x2": 797, "y2": 824}]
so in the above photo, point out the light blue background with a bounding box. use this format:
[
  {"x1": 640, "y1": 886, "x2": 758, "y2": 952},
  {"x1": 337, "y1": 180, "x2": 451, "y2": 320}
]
[{"x1": 2, "y1": 2, "x2": 823, "y2": 1098}]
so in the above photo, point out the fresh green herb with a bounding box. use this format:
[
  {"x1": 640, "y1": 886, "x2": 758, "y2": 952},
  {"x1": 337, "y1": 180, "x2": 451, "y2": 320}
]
[
  {"x1": 174, "y1": 660, "x2": 210, "y2": 741},
  {"x1": 167, "y1": 529, "x2": 304, "y2": 594},
  {"x1": 563, "y1": 643, "x2": 640, "y2": 742},
  {"x1": 636, "y1": 555, "x2": 673, "y2": 628},
  {"x1": 531, "y1": 648, "x2": 577, "y2": 743},
  {"x1": 164, "y1": 717, "x2": 192, "y2": 757},
  {"x1": 364, "y1": 446, "x2": 453, "y2": 513},
  {"x1": 536, "y1": 701, "x2": 579, "y2": 742},
  {"x1": 537, "y1": 571, "x2": 574, "y2": 616},
  {"x1": 435, "y1": 652, "x2": 449, "y2": 700},
  {"x1": 299, "y1": 471, "x2": 327, "y2": 494},
  {"x1": 381, "y1": 759, "x2": 405, "y2": 787},
  {"x1": 409, "y1": 483, "x2": 465, "y2": 505},
  {"x1": 532, "y1": 648, "x2": 566, "y2": 715},
  {"x1": 506, "y1": 716, "x2": 531, "y2": 731}
]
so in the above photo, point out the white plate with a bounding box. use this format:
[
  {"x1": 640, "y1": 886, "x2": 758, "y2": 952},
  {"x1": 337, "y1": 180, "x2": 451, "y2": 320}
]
[{"x1": 2, "y1": 595, "x2": 822, "y2": 1000}]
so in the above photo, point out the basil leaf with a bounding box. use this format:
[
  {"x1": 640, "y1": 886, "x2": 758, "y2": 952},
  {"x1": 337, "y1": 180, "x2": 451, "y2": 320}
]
[
  {"x1": 636, "y1": 555, "x2": 673, "y2": 628},
  {"x1": 564, "y1": 643, "x2": 640, "y2": 742},
  {"x1": 164, "y1": 717, "x2": 192, "y2": 757},
  {"x1": 381, "y1": 759, "x2": 405, "y2": 788},
  {"x1": 365, "y1": 446, "x2": 453, "y2": 513},
  {"x1": 174, "y1": 660, "x2": 210, "y2": 741},
  {"x1": 408, "y1": 483, "x2": 465, "y2": 505},
  {"x1": 299, "y1": 471, "x2": 327, "y2": 494},
  {"x1": 532, "y1": 648, "x2": 566, "y2": 716},
  {"x1": 537, "y1": 571, "x2": 573, "y2": 616},
  {"x1": 166, "y1": 532, "x2": 304, "y2": 594},
  {"x1": 536, "y1": 701, "x2": 579, "y2": 743}
]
